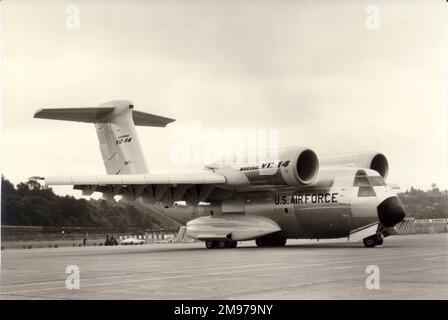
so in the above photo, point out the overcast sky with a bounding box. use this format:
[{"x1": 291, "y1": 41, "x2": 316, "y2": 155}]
[{"x1": 1, "y1": 0, "x2": 447, "y2": 196}]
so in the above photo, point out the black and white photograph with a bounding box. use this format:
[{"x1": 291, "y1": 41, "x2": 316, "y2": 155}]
[{"x1": 0, "y1": 0, "x2": 447, "y2": 309}]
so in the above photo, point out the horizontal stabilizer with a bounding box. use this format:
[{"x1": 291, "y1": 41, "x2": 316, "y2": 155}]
[
  {"x1": 34, "y1": 105, "x2": 175, "y2": 127},
  {"x1": 132, "y1": 110, "x2": 175, "y2": 127},
  {"x1": 34, "y1": 107, "x2": 114, "y2": 123}
]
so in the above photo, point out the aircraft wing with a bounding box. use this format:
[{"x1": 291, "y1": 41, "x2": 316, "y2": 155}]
[{"x1": 29, "y1": 172, "x2": 227, "y2": 206}]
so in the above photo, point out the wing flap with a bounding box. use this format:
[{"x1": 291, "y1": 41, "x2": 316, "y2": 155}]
[
  {"x1": 29, "y1": 173, "x2": 227, "y2": 206},
  {"x1": 39, "y1": 173, "x2": 226, "y2": 186}
]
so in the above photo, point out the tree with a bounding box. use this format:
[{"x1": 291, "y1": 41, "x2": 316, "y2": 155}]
[{"x1": 1, "y1": 176, "x2": 181, "y2": 230}]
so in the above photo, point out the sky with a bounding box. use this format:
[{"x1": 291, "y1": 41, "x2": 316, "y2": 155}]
[{"x1": 1, "y1": 0, "x2": 447, "y2": 196}]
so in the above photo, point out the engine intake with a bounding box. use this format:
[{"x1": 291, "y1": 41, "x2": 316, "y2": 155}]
[
  {"x1": 235, "y1": 147, "x2": 319, "y2": 186},
  {"x1": 320, "y1": 152, "x2": 389, "y2": 179},
  {"x1": 296, "y1": 149, "x2": 319, "y2": 184}
]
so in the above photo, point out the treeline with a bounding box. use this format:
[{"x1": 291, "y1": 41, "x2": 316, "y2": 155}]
[
  {"x1": 1, "y1": 176, "x2": 447, "y2": 229},
  {"x1": 399, "y1": 187, "x2": 448, "y2": 219},
  {"x1": 1, "y1": 177, "x2": 181, "y2": 231}
]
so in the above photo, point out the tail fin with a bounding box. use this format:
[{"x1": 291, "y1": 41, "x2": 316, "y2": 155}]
[{"x1": 34, "y1": 100, "x2": 175, "y2": 175}]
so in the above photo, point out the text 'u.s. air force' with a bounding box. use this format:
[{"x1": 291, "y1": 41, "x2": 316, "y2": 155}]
[{"x1": 275, "y1": 193, "x2": 339, "y2": 205}]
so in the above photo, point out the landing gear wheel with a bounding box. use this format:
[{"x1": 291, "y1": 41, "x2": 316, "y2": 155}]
[
  {"x1": 363, "y1": 237, "x2": 376, "y2": 248},
  {"x1": 227, "y1": 241, "x2": 238, "y2": 248},
  {"x1": 205, "y1": 241, "x2": 215, "y2": 249},
  {"x1": 255, "y1": 238, "x2": 265, "y2": 247},
  {"x1": 256, "y1": 234, "x2": 286, "y2": 247},
  {"x1": 363, "y1": 235, "x2": 383, "y2": 248},
  {"x1": 216, "y1": 241, "x2": 226, "y2": 249},
  {"x1": 276, "y1": 238, "x2": 287, "y2": 247},
  {"x1": 255, "y1": 236, "x2": 286, "y2": 247}
]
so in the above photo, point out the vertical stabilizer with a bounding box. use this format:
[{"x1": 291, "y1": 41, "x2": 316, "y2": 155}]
[{"x1": 34, "y1": 100, "x2": 175, "y2": 175}]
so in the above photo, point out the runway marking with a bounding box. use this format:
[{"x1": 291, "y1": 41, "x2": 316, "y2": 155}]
[
  {"x1": 271, "y1": 249, "x2": 448, "y2": 265},
  {"x1": 2, "y1": 250, "x2": 446, "y2": 291},
  {"x1": 3, "y1": 262, "x2": 352, "y2": 296},
  {"x1": 205, "y1": 278, "x2": 361, "y2": 300},
  {"x1": 6, "y1": 256, "x2": 439, "y2": 297},
  {"x1": 1, "y1": 235, "x2": 447, "y2": 299},
  {"x1": 423, "y1": 256, "x2": 448, "y2": 261},
  {"x1": 0, "y1": 265, "x2": 299, "y2": 296},
  {"x1": 334, "y1": 266, "x2": 356, "y2": 270},
  {"x1": 297, "y1": 251, "x2": 443, "y2": 265},
  {"x1": 201, "y1": 265, "x2": 448, "y2": 300},
  {"x1": 288, "y1": 250, "x2": 448, "y2": 268},
  {"x1": 212, "y1": 257, "x2": 448, "y2": 283},
  {"x1": 0, "y1": 263, "x2": 284, "y2": 289}
]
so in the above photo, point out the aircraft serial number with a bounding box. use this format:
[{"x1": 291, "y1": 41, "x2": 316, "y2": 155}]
[{"x1": 275, "y1": 193, "x2": 338, "y2": 205}]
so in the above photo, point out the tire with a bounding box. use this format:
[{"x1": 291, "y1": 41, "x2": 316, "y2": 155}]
[
  {"x1": 255, "y1": 238, "x2": 265, "y2": 247},
  {"x1": 363, "y1": 236, "x2": 376, "y2": 248},
  {"x1": 257, "y1": 233, "x2": 286, "y2": 248},
  {"x1": 277, "y1": 238, "x2": 287, "y2": 247},
  {"x1": 216, "y1": 241, "x2": 226, "y2": 249},
  {"x1": 375, "y1": 238, "x2": 384, "y2": 246},
  {"x1": 227, "y1": 241, "x2": 237, "y2": 248},
  {"x1": 205, "y1": 241, "x2": 215, "y2": 249}
]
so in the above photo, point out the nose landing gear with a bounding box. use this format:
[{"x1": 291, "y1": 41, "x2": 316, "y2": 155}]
[{"x1": 363, "y1": 234, "x2": 384, "y2": 248}]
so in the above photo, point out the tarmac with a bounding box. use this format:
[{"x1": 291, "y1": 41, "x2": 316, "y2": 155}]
[{"x1": 0, "y1": 233, "x2": 447, "y2": 299}]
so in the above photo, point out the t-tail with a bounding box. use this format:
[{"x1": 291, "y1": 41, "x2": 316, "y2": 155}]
[{"x1": 34, "y1": 100, "x2": 175, "y2": 175}]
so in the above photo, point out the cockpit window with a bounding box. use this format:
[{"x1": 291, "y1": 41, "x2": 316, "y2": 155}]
[
  {"x1": 354, "y1": 170, "x2": 378, "y2": 197},
  {"x1": 354, "y1": 175, "x2": 370, "y2": 187},
  {"x1": 358, "y1": 186, "x2": 376, "y2": 197},
  {"x1": 354, "y1": 171, "x2": 386, "y2": 188},
  {"x1": 370, "y1": 176, "x2": 385, "y2": 186}
]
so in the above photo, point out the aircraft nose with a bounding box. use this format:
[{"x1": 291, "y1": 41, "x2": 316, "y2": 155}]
[{"x1": 377, "y1": 196, "x2": 406, "y2": 227}]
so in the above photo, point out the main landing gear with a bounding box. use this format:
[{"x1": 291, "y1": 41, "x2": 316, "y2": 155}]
[
  {"x1": 363, "y1": 234, "x2": 384, "y2": 248},
  {"x1": 205, "y1": 240, "x2": 238, "y2": 249},
  {"x1": 255, "y1": 233, "x2": 287, "y2": 247}
]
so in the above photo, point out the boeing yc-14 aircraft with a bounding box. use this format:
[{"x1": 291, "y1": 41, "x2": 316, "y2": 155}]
[{"x1": 30, "y1": 100, "x2": 406, "y2": 249}]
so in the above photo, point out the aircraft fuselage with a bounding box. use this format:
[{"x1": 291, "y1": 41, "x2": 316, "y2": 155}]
[{"x1": 186, "y1": 168, "x2": 405, "y2": 241}]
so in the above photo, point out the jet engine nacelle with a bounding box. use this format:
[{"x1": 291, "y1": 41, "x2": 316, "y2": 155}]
[
  {"x1": 234, "y1": 147, "x2": 319, "y2": 186},
  {"x1": 319, "y1": 152, "x2": 389, "y2": 179}
]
